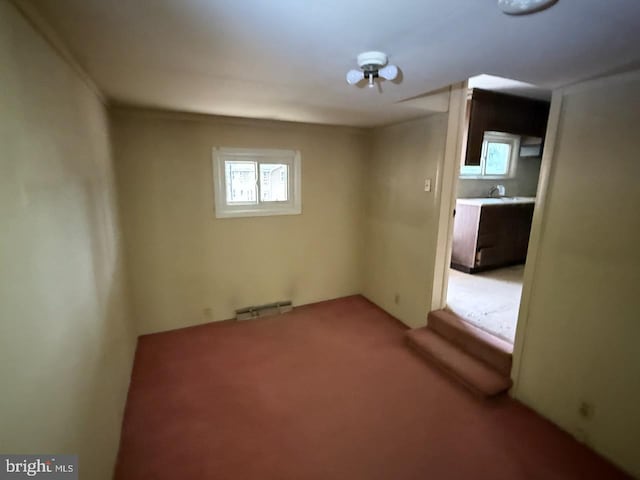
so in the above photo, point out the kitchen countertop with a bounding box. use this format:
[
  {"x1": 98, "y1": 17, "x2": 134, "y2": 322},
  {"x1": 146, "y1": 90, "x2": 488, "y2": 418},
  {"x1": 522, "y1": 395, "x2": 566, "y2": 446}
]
[{"x1": 457, "y1": 196, "x2": 536, "y2": 206}]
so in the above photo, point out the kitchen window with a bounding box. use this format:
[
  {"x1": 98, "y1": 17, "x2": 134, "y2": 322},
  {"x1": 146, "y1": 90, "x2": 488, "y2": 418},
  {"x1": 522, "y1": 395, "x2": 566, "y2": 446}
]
[
  {"x1": 213, "y1": 147, "x2": 301, "y2": 218},
  {"x1": 460, "y1": 132, "x2": 520, "y2": 179}
]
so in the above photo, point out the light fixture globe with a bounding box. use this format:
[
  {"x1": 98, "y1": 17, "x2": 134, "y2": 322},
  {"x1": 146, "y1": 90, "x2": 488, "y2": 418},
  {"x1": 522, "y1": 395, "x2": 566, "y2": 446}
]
[
  {"x1": 346, "y1": 69, "x2": 365, "y2": 85},
  {"x1": 378, "y1": 64, "x2": 398, "y2": 80},
  {"x1": 498, "y1": 0, "x2": 558, "y2": 15}
]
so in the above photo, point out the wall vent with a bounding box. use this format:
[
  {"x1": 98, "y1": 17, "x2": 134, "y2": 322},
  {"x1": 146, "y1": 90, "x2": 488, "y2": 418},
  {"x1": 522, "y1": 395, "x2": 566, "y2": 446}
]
[{"x1": 235, "y1": 301, "x2": 293, "y2": 321}]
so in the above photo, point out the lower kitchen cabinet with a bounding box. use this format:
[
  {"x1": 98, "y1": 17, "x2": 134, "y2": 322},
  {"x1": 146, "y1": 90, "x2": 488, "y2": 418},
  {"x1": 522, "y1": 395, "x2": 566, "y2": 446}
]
[{"x1": 451, "y1": 199, "x2": 535, "y2": 273}]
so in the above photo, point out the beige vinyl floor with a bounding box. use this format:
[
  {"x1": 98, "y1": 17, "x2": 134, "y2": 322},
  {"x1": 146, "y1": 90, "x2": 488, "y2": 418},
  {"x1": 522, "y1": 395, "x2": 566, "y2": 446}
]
[{"x1": 446, "y1": 264, "x2": 524, "y2": 343}]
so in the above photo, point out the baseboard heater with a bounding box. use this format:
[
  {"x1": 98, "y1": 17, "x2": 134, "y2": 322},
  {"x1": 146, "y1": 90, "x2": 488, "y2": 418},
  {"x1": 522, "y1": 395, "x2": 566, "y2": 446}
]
[{"x1": 235, "y1": 301, "x2": 293, "y2": 321}]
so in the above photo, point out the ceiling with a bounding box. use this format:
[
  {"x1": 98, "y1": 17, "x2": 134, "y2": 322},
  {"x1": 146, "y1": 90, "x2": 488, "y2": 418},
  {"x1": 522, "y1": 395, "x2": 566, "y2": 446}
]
[
  {"x1": 468, "y1": 74, "x2": 551, "y2": 100},
  {"x1": 20, "y1": 0, "x2": 640, "y2": 127}
]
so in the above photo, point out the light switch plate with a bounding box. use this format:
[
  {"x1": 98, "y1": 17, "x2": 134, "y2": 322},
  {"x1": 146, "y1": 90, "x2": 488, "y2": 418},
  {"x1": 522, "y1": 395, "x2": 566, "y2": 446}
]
[{"x1": 424, "y1": 178, "x2": 432, "y2": 192}]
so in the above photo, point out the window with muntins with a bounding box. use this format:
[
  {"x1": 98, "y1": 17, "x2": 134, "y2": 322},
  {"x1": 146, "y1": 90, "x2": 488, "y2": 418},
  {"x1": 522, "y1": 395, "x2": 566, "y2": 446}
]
[
  {"x1": 213, "y1": 147, "x2": 301, "y2": 218},
  {"x1": 460, "y1": 132, "x2": 520, "y2": 178}
]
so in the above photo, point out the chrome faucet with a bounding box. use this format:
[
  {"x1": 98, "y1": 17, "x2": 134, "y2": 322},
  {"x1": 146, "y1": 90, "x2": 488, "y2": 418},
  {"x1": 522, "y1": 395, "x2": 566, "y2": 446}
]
[{"x1": 488, "y1": 184, "x2": 506, "y2": 197}]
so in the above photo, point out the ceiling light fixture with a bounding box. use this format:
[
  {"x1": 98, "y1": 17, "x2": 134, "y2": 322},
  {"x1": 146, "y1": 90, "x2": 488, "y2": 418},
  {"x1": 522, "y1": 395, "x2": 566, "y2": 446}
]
[
  {"x1": 346, "y1": 51, "x2": 398, "y2": 88},
  {"x1": 497, "y1": 0, "x2": 558, "y2": 15}
]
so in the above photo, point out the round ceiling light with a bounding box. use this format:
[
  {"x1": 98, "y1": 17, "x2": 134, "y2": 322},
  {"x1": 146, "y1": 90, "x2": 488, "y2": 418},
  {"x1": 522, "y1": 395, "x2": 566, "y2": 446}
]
[{"x1": 497, "y1": 0, "x2": 558, "y2": 15}]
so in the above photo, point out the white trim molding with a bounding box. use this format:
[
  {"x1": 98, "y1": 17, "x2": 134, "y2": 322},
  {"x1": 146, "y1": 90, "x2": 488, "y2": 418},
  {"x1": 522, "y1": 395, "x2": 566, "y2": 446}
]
[
  {"x1": 212, "y1": 147, "x2": 302, "y2": 219},
  {"x1": 430, "y1": 82, "x2": 467, "y2": 312},
  {"x1": 510, "y1": 90, "x2": 563, "y2": 392}
]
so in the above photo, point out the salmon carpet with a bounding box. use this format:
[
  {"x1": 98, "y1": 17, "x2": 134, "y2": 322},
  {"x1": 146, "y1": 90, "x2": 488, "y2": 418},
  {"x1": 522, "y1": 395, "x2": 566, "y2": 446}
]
[{"x1": 114, "y1": 295, "x2": 629, "y2": 479}]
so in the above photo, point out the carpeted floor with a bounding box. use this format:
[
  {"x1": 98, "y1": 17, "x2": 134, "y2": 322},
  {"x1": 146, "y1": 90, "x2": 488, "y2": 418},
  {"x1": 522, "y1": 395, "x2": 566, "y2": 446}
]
[
  {"x1": 447, "y1": 265, "x2": 524, "y2": 343},
  {"x1": 114, "y1": 295, "x2": 629, "y2": 479}
]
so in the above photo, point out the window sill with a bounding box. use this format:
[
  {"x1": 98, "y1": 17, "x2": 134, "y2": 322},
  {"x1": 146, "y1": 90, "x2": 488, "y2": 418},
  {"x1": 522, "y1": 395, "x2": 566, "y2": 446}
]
[
  {"x1": 215, "y1": 205, "x2": 302, "y2": 219},
  {"x1": 459, "y1": 175, "x2": 514, "y2": 180}
]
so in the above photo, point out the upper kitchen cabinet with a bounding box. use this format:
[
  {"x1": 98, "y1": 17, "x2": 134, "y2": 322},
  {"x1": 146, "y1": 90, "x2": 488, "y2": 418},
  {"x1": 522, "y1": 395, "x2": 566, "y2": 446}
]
[{"x1": 464, "y1": 89, "x2": 550, "y2": 166}]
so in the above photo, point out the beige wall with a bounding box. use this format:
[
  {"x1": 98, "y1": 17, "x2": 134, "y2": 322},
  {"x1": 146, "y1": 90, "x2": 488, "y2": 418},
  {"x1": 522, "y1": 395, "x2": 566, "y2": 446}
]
[
  {"x1": 6, "y1": 3, "x2": 637, "y2": 474},
  {"x1": 513, "y1": 71, "x2": 640, "y2": 477},
  {"x1": 362, "y1": 113, "x2": 449, "y2": 328},
  {"x1": 0, "y1": 3, "x2": 136, "y2": 479},
  {"x1": 111, "y1": 109, "x2": 368, "y2": 334}
]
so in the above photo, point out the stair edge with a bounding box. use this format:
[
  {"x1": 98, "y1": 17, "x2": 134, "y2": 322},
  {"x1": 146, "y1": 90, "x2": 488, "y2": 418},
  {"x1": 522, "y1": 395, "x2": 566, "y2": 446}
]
[
  {"x1": 406, "y1": 329, "x2": 512, "y2": 398},
  {"x1": 428, "y1": 310, "x2": 513, "y2": 376}
]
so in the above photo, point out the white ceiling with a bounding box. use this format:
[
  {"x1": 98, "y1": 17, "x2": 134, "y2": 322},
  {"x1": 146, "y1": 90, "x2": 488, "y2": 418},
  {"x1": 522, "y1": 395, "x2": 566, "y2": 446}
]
[
  {"x1": 21, "y1": 0, "x2": 640, "y2": 127},
  {"x1": 468, "y1": 74, "x2": 551, "y2": 100}
]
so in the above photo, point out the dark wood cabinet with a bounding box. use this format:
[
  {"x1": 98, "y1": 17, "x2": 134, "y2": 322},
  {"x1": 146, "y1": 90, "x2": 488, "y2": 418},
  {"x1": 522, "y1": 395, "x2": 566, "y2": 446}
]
[
  {"x1": 464, "y1": 89, "x2": 550, "y2": 166},
  {"x1": 451, "y1": 200, "x2": 535, "y2": 273}
]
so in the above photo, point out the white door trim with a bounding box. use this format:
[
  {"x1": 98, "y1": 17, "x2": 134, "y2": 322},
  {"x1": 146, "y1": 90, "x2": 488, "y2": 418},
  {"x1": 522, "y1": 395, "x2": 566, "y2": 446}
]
[
  {"x1": 510, "y1": 90, "x2": 563, "y2": 391},
  {"x1": 430, "y1": 82, "x2": 467, "y2": 312}
]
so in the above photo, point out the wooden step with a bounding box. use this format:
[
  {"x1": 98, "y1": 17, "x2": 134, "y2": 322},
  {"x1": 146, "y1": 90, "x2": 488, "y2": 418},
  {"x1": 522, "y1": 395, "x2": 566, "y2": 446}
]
[
  {"x1": 428, "y1": 309, "x2": 513, "y2": 376},
  {"x1": 406, "y1": 328, "x2": 512, "y2": 397}
]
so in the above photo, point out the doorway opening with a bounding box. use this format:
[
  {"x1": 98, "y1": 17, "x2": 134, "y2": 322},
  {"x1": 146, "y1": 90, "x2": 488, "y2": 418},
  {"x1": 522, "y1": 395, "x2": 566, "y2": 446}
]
[{"x1": 444, "y1": 75, "x2": 551, "y2": 345}]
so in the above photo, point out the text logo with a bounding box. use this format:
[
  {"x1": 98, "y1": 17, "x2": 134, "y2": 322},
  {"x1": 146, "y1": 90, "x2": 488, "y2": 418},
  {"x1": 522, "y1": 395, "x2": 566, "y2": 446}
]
[{"x1": 1, "y1": 455, "x2": 77, "y2": 479}]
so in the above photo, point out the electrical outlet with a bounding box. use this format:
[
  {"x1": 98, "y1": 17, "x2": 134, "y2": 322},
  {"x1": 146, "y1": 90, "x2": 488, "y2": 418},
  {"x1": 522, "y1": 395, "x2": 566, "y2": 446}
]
[
  {"x1": 203, "y1": 307, "x2": 213, "y2": 319},
  {"x1": 424, "y1": 178, "x2": 432, "y2": 192},
  {"x1": 578, "y1": 401, "x2": 594, "y2": 420}
]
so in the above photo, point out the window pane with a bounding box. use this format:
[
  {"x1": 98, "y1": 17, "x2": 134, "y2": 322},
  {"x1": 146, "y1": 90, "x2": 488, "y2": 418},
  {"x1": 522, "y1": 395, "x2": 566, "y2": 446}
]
[
  {"x1": 460, "y1": 164, "x2": 482, "y2": 176},
  {"x1": 259, "y1": 163, "x2": 288, "y2": 202},
  {"x1": 485, "y1": 142, "x2": 511, "y2": 175},
  {"x1": 225, "y1": 161, "x2": 257, "y2": 203}
]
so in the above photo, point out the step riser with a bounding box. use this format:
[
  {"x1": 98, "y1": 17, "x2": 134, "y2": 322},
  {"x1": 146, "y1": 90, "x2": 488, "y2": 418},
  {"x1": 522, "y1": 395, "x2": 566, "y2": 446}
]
[
  {"x1": 406, "y1": 337, "x2": 486, "y2": 397},
  {"x1": 428, "y1": 311, "x2": 512, "y2": 377},
  {"x1": 406, "y1": 330, "x2": 512, "y2": 397}
]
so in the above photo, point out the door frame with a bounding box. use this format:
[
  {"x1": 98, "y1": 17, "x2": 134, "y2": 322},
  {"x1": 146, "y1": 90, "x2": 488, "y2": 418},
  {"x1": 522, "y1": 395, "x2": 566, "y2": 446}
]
[
  {"x1": 430, "y1": 81, "x2": 467, "y2": 310},
  {"x1": 510, "y1": 91, "x2": 562, "y2": 391},
  {"x1": 430, "y1": 83, "x2": 563, "y2": 390}
]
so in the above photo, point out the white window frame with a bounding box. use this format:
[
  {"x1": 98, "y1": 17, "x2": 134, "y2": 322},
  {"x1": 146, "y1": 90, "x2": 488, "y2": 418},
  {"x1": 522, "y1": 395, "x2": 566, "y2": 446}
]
[
  {"x1": 212, "y1": 147, "x2": 301, "y2": 218},
  {"x1": 460, "y1": 131, "x2": 520, "y2": 179}
]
